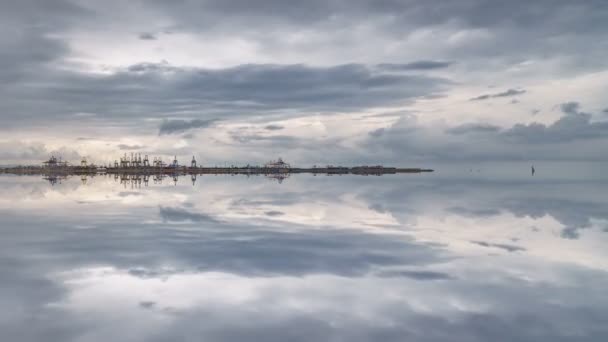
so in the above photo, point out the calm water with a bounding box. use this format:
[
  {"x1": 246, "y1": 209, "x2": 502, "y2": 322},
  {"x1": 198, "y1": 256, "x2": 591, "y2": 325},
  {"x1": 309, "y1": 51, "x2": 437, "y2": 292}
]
[{"x1": 1, "y1": 163, "x2": 608, "y2": 341}]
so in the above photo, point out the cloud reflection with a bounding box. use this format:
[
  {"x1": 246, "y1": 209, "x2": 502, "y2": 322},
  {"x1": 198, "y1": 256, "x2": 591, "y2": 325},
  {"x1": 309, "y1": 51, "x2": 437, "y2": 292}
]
[{"x1": 1, "y1": 169, "x2": 607, "y2": 341}]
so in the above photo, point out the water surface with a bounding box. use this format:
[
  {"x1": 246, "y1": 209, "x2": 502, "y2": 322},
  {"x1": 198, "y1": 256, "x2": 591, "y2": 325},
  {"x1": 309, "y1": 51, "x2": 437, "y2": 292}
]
[{"x1": 2, "y1": 163, "x2": 607, "y2": 341}]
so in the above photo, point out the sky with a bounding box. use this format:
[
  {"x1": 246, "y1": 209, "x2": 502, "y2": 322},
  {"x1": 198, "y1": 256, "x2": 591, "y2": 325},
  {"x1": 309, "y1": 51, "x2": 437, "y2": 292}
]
[{"x1": 2, "y1": 0, "x2": 608, "y2": 166}]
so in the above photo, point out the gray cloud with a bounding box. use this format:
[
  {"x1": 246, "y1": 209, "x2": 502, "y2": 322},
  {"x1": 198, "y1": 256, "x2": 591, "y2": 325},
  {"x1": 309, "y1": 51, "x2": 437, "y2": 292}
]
[
  {"x1": 470, "y1": 89, "x2": 526, "y2": 101},
  {"x1": 264, "y1": 125, "x2": 284, "y2": 131},
  {"x1": 0, "y1": 62, "x2": 449, "y2": 130},
  {"x1": 0, "y1": 141, "x2": 81, "y2": 165},
  {"x1": 118, "y1": 144, "x2": 145, "y2": 150},
  {"x1": 502, "y1": 111, "x2": 608, "y2": 143},
  {"x1": 139, "y1": 301, "x2": 156, "y2": 309},
  {"x1": 445, "y1": 123, "x2": 501, "y2": 135},
  {"x1": 159, "y1": 119, "x2": 217, "y2": 135},
  {"x1": 560, "y1": 101, "x2": 580, "y2": 115},
  {"x1": 149, "y1": 0, "x2": 608, "y2": 38},
  {"x1": 376, "y1": 269, "x2": 454, "y2": 280},
  {"x1": 141, "y1": 0, "x2": 608, "y2": 89},
  {"x1": 230, "y1": 134, "x2": 300, "y2": 146},
  {"x1": 159, "y1": 206, "x2": 218, "y2": 223},
  {"x1": 560, "y1": 228, "x2": 580, "y2": 239},
  {"x1": 471, "y1": 241, "x2": 526, "y2": 253},
  {"x1": 377, "y1": 61, "x2": 452, "y2": 71},
  {"x1": 364, "y1": 103, "x2": 608, "y2": 162},
  {"x1": 368, "y1": 128, "x2": 385, "y2": 137},
  {"x1": 138, "y1": 32, "x2": 157, "y2": 40},
  {"x1": 0, "y1": 31, "x2": 67, "y2": 83},
  {"x1": 447, "y1": 207, "x2": 501, "y2": 218}
]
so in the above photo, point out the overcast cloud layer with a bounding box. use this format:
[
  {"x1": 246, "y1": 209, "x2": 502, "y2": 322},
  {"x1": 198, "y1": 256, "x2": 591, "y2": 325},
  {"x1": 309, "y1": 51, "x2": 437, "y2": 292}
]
[{"x1": 1, "y1": 0, "x2": 608, "y2": 165}]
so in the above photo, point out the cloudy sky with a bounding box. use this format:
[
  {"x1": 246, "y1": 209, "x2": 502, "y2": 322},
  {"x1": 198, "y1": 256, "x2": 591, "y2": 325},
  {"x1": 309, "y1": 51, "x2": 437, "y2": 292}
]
[{"x1": 2, "y1": 0, "x2": 608, "y2": 165}]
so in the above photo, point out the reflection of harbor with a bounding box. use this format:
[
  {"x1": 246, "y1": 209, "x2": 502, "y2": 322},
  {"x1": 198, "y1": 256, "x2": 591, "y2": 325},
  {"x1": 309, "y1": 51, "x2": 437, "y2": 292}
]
[
  {"x1": 1, "y1": 154, "x2": 433, "y2": 186},
  {"x1": 37, "y1": 172, "x2": 293, "y2": 188},
  {"x1": 113, "y1": 173, "x2": 183, "y2": 188},
  {"x1": 104, "y1": 172, "x2": 291, "y2": 188},
  {"x1": 43, "y1": 174, "x2": 69, "y2": 186}
]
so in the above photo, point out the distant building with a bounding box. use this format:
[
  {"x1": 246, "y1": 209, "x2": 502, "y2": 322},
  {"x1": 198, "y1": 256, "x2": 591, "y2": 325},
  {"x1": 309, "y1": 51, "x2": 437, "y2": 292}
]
[
  {"x1": 264, "y1": 157, "x2": 291, "y2": 169},
  {"x1": 43, "y1": 156, "x2": 68, "y2": 168}
]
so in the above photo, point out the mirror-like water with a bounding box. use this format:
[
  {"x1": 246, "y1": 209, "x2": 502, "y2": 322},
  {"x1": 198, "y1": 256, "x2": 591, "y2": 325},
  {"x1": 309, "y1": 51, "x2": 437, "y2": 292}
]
[{"x1": 2, "y1": 163, "x2": 607, "y2": 341}]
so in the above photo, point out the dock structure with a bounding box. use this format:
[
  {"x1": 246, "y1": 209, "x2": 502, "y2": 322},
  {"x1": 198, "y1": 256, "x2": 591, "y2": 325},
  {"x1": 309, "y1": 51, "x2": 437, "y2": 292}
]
[
  {"x1": 0, "y1": 155, "x2": 434, "y2": 184},
  {"x1": 42, "y1": 155, "x2": 68, "y2": 168}
]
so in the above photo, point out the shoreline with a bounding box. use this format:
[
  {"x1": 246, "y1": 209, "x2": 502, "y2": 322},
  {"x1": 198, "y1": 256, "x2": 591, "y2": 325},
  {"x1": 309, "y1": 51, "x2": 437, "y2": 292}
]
[{"x1": 0, "y1": 166, "x2": 434, "y2": 176}]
